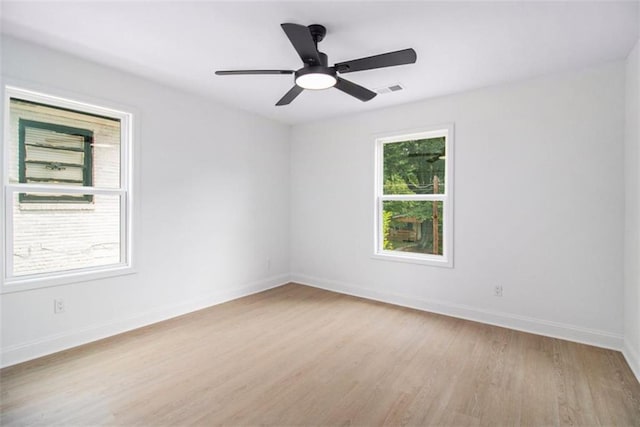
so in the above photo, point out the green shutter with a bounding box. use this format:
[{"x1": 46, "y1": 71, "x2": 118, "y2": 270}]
[{"x1": 18, "y1": 120, "x2": 94, "y2": 203}]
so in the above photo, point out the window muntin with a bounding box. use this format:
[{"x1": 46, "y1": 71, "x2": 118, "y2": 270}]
[
  {"x1": 3, "y1": 87, "x2": 133, "y2": 290},
  {"x1": 375, "y1": 126, "x2": 453, "y2": 267}
]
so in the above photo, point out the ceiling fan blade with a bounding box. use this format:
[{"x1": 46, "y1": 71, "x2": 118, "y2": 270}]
[
  {"x1": 276, "y1": 85, "x2": 304, "y2": 106},
  {"x1": 334, "y1": 78, "x2": 376, "y2": 102},
  {"x1": 281, "y1": 23, "x2": 322, "y2": 65},
  {"x1": 334, "y1": 48, "x2": 417, "y2": 73},
  {"x1": 215, "y1": 70, "x2": 294, "y2": 75}
]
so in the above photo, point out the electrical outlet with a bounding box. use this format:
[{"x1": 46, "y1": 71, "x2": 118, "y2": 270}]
[
  {"x1": 54, "y1": 299, "x2": 65, "y2": 314},
  {"x1": 494, "y1": 285, "x2": 503, "y2": 297}
]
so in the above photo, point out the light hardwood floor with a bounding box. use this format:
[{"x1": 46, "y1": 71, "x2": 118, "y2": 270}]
[{"x1": 1, "y1": 283, "x2": 639, "y2": 426}]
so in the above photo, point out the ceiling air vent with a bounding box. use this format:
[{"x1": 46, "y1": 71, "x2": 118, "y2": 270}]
[{"x1": 375, "y1": 83, "x2": 404, "y2": 94}]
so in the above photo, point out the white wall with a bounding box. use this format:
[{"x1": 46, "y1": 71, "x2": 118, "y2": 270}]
[
  {"x1": 0, "y1": 35, "x2": 634, "y2": 370},
  {"x1": 290, "y1": 62, "x2": 626, "y2": 349},
  {"x1": 0, "y1": 36, "x2": 291, "y2": 367},
  {"x1": 624, "y1": 38, "x2": 640, "y2": 380}
]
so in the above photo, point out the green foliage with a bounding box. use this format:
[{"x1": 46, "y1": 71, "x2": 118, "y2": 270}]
[
  {"x1": 383, "y1": 174, "x2": 413, "y2": 195},
  {"x1": 382, "y1": 210, "x2": 394, "y2": 250}
]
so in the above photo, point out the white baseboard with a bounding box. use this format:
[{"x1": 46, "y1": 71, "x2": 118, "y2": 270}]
[
  {"x1": 623, "y1": 340, "x2": 640, "y2": 383},
  {"x1": 291, "y1": 273, "x2": 624, "y2": 351},
  {"x1": 1, "y1": 274, "x2": 290, "y2": 369}
]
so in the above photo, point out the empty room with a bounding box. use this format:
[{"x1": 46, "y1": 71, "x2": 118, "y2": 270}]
[{"x1": 1, "y1": 1, "x2": 640, "y2": 425}]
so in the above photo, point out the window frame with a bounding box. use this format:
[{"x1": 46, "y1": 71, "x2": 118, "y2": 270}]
[
  {"x1": 373, "y1": 125, "x2": 454, "y2": 268},
  {"x1": 2, "y1": 86, "x2": 135, "y2": 293}
]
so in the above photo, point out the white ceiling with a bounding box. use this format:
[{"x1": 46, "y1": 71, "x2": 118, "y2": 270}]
[{"x1": 1, "y1": 1, "x2": 638, "y2": 125}]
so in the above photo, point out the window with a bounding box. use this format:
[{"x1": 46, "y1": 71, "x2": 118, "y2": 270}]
[
  {"x1": 19, "y1": 119, "x2": 94, "y2": 203},
  {"x1": 374, "y1": 125, "x2": 454, "y2": 267},
  {"x1": 3, "y1": 87, "x2": 133, "y2": 291}
]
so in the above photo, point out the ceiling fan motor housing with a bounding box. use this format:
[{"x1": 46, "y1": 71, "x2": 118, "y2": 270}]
[
  {"x1": 295, "y1": 65, "x2": 336, "y2": 79},
  {"x1": 301, "y1": 50, "x2": 329, "y2": 67},
  {"x1": 296, "y1": 47, "x2": 336, "y2": 90}
]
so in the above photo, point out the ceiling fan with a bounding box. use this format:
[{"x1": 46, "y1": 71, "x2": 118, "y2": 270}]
[{"x1": 215, "y1": 23, "x2": 417, "y2": 106}]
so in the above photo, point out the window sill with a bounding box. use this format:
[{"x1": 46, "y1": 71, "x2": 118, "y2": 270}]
[
  {"x1": 372, "y1": 251, "x2": 453, "y2": 268},
  {"x1": 1, "y1": 265, "x2": 136, "y2": 294}
]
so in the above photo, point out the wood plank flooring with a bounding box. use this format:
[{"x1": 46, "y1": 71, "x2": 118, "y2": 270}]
[{"x1": 1, "y1": 283, "x2": 639, "y2": 426}]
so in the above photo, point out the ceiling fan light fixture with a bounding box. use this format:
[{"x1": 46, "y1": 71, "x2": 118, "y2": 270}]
[{"x1": 295, "y1": 66, "x2": 337, "y2": 90}]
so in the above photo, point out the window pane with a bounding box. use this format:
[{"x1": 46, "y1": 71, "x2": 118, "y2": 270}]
[
  {"x1": 9, "y1": 98, "x2": 121, "y2": 188},
  {"x1": 11, "y1": 192, "x2": 122, "y2": 277},
  {"x1": 382, "y1": 200, "x2": 444, "y2": 255},
  {"x1": 383, "y1": 137, "x2": 446, "y2": 195},
  {"x1": 24, "y1": 162, "x2": 85, "y2": 183},
  {"x1": 26, "y1": 132, "x2": 85, "y2": 161}
]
